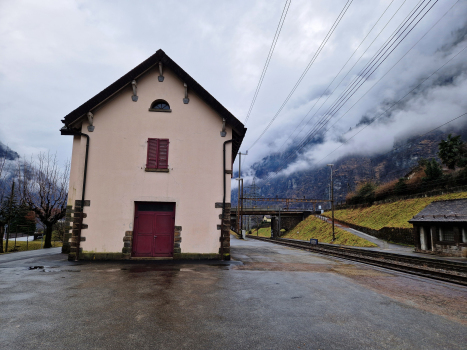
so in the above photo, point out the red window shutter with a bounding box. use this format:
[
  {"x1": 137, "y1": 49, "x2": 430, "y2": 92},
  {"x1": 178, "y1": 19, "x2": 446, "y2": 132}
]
[
  {"x1": 147, "y1": 138, "x2": 158, "y2": 168},
  {"x1": 158, "y1": 139, "x2": 169, "y2": 169}
]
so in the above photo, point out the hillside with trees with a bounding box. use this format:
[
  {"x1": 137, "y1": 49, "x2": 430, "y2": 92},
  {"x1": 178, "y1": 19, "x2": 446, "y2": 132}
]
[
  {"x1": 345, "y1": 133, "x2": 467, "y2": 205},
  {"x1": 233, "y1": 127, "x2": 467, "y2": 208}
]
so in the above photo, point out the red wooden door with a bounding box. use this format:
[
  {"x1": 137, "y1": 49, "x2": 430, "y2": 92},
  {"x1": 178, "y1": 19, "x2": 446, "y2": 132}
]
[{"x1": 133, "y1": 202, "x2": 175, "y2": 257}]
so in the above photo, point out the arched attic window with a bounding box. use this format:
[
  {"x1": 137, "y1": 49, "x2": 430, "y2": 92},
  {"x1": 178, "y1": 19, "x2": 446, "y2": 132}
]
[{"x1": 149, "y1": 99, "x2": 171, "y2": 112}]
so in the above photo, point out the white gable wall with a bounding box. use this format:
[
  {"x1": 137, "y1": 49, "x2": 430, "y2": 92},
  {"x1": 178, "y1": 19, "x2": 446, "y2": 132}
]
[{"x1": 67, "y1": 66, "x2": 233, "y2": 255}]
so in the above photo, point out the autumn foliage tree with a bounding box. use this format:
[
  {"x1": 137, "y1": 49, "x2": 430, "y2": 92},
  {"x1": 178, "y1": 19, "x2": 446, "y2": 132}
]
[{"x1": 17, "y1": 153, "x2": 69, "y2": 248}]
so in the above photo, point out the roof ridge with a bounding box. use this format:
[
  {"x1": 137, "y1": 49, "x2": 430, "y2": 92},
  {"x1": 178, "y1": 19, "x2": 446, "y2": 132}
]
[
  {"x1": 430, "y1": 198, "x2": 467, "y2": 203},
  {"x1": 61, "y1": 49, "x2": 246, "y2": 159}
]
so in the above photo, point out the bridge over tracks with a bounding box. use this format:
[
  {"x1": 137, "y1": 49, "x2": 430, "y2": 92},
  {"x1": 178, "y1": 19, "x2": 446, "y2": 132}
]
[{"x1": 231, "y1": 197, "x2": 331, "y2": 237}]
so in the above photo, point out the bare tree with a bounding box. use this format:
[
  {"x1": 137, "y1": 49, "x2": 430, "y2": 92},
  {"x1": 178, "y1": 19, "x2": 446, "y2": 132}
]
[{"x1": 17, "y1": 153, "x2": 70, "y2": 248}]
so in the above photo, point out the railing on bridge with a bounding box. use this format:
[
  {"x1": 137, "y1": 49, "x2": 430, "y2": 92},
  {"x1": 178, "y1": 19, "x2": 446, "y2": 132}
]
[
  {"x1": 233, "y1": 197, "x2": 331, "y2": 234},
  {"x1": 240, "y1": 197, "x2": 330, "y2": 210}
]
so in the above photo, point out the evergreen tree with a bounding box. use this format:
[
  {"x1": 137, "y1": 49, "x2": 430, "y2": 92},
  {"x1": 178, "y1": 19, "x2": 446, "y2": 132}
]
[
  {"x1": 0, "y1": 181, "x2": 18, "y2": 252},
  {"x1": 438, "y1": 134, "x2": 467, "y2": 169},
  {"x1": 10, "y1": 203, "x2": 36, "y2": 236},
  {"x1": 423, "y1": 159, "x2": 443, "y2": 181},
  {"x1": 394, "y1": 178, "x2": 408, "y2": 195}
]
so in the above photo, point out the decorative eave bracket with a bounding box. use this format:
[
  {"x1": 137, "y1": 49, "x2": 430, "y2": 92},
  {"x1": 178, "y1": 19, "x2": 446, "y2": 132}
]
[
  {"x1": 158, "y1": 62, "x2": 164, "y2": 82},
  {"x1": 87, "y1": 112, "x2": 94, "y2": 132},
  {"x1": 131, "y1": 80, "x2": 138, "y2": 102},
  {"x1": 183, "y1": 83, "x2": 189, "y2": 104}
]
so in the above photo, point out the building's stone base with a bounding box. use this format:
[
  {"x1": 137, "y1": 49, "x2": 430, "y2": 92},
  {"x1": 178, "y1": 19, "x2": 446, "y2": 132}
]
[
  {"x1": 173, "y1": 253, "x2": 221, "y2": 260},
  {"x1": 174, "y1": 226, "x2": 182, "y2": 254},
  {"x1": 414, "y1": 246, "x2": 467, "y2": 257},
  {"x1": 61, "y1": 237, "x2": 71, "y2": 254},
  {"x1": 68, "y1": 252, "x2": 222, "y2": 261},
  {"x1": 76, "y1": 252, "x2": 125, "y2": 260},
  {"x1": 218, "y1": 202, "x2": 231, "y2": 260},
  {"x1": 122, "y1": 231, "x2": 132, "y2": 259},
  {"x1": 62, "y1": 206, "x2": 73, "y2": 254}
]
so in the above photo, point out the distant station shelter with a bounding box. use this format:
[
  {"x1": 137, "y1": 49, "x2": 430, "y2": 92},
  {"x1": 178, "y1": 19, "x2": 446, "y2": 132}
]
[
  {"x1": 409, "y1": 199, "x2": 467, "y2": 257},
  {"x1": 60, "y1": 49, "x2": 246, "y2": 261}
]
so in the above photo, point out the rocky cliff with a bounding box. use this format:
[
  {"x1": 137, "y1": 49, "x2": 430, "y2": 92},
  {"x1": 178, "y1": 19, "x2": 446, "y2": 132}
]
[{"x1": 232, "y1": 128, "x2": 467, "y2": 207}]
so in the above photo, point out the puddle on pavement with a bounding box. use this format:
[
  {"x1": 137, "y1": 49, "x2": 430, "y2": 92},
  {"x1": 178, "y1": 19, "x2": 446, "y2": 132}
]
[
  {"x1": 28, "y1": 266, "x2": 80, "y2": 273},
  {"x1": 121, "y1": 266, "x2": 181, "y2": 273},
  {"x1": 117, "y1": 262, "x2": 235, "y2": 273},
  {"x1": 233, "y1": 262, "x2": 333, "y2": 272}
]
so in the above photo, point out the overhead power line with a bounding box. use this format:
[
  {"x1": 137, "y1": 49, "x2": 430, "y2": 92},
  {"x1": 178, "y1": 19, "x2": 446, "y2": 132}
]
[
  {"x1": 247, "y1": 0, "x2": 354, "y2": 150},
  {"x1": 317, "y1": 44, "x2": 466, "y2": 164},
  {"x1": 244, "y1": 0, "x2": 292, "y2": 125},
  {"x1": 324, "y1": 0, "x2": 459, "y2": 134},
  {"x1": 289, "y1": 0, "x2": 438, "y2": 158},
  {"x1": 256, "y1": 0, "x2": 431, "y2": 180},
  {"x1": 261, "y1": 0, "x2": 444, "y2": 182},
  {"x1": 270, "y1": 40, "x2": 464, "y2": 183},
  {"x1": 279, "y1": 0, "x2": 403, "y2": 150},
  {"x1": 286, "y1": 0, "x2": 417, "y2": 149}
]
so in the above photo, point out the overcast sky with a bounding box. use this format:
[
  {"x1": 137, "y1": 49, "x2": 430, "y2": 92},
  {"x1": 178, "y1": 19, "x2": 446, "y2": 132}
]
[{"x1": 1, "y1": 0, "x2": 466, "y2": 180}]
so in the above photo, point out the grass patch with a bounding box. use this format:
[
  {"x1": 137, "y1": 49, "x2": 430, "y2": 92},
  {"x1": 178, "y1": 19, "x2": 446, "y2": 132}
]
[
  {"x1": 247, "y1": 227, "x2": 272, "y2": 238},
  {"x1": 283, "y1": 216, "x2": 377, "y2": 247},
  {"x1": 326, "y1": 191, "x2": 467, "y2": 229},
  {"x1": 230, "y1": 230, "x2": 241, "y2": 239},
  {"x1": 1, "y1": 240, "x2": 63, "y2": 254}
]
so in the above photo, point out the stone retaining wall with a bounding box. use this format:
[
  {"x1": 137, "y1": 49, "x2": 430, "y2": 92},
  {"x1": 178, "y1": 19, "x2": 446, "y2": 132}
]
[
  {"x1": 334, "y1": 219, "x2": 413, "y2": 245},
  {"x1": 335, "y1": 185, "x2": 467, "y2": 211}
]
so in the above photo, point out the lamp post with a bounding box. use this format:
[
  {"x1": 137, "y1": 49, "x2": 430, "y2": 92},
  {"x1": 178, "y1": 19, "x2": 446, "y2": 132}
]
[
  {"x1": 327, "y1": 164, "x2": 335, "y2": 242},
  {"x1": 237, "y1": 151, "x2": 248, "y2": 238}
]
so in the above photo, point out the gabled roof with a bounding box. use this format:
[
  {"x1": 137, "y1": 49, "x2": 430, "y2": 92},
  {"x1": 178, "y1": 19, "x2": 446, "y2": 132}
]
[
  {"x1": 408, "y1": 198, "x2": 467, "y2": 223},
  {"x1": 61, "y1": 49, "x2": 246, "y2": 158}
]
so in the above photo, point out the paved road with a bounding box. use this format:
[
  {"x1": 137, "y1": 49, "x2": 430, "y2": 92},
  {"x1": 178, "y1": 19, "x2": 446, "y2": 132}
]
[
  {"x1": 0, "y1": 238, "x2": 466, "y2": 349},
  {"x1": 0, "y1": 247, "x2": 62, "y2": 264}
]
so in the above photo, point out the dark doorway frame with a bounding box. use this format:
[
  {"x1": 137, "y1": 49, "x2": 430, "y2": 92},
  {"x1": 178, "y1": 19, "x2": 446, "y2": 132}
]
[{"x1": 132, "y1": 201, "x2": 176, "y2": 257}]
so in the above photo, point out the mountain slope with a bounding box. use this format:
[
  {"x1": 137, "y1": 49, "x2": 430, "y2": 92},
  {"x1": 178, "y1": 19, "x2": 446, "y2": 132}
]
[
  {"x1": 0, "y1": 142, "x2": 19, "y2": 161},
  {"x1": 233, "y1": 127, "x2": 467, "y2": 206}
]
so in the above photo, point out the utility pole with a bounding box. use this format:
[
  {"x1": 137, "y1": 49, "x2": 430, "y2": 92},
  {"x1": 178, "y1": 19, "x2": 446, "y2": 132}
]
[
  {"x1": 278, "y1": 206, "x2": 281, "y2": 239},
  {"x1": 240, "y1": 178, "x2": 244, "y2": 233},
  {"x1": 327, "y1": 164, "x2": 335, "y2": 242},
  {"x1": 247, "y1": 177, "x2": 259, "y2": 232},
  {"x1": 237, "y1": 151, "x2": 248, "y2": 238}
]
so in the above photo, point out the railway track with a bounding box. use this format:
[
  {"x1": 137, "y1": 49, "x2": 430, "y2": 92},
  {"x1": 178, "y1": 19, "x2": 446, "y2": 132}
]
[{"x1": 246, "y1": 235, "x2": 467, "y2": 286}]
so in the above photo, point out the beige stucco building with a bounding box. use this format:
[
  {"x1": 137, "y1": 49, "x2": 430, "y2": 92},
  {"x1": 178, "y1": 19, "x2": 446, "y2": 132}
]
[{"x1": 61, "y1": 49, "x2": 246, "y2": 260}]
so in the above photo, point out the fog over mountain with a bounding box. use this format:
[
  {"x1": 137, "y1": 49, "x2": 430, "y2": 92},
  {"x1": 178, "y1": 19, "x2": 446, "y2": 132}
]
[
  {"x1": 0, "y1": 142, "x2": 19, "y2": 161},
  {"x1": 235, "y1": 0, "x2": 467, "y2": 195},
  {"x1": 231, "y1": 126, "x2": 467, "y2": 208}
]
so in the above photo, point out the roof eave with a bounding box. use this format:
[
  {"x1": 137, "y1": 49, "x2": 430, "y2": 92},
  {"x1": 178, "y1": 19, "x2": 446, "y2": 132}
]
[{"x1": 62, "y1": 49, "x2": 247, "y2": 140}]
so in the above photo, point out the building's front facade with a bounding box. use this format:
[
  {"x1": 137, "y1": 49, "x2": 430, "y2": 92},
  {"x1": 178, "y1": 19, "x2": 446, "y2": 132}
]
[
  {"x1": 409, "y1": 198, "x2": 467, "y2": 257},
  {"x1": 61, "y1": 50, "x2": 246, "y2": 260}
]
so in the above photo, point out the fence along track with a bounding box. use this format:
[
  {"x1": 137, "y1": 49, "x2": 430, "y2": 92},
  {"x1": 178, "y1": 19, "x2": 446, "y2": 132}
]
[{"x1": 246, "y1": 235, "x2": 467, "y2": 286}]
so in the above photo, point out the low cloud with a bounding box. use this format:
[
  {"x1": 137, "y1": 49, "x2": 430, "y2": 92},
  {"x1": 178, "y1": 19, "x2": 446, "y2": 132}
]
[
  {"x1": 1, "y1": 0, "x2": 466, "y2": 179},
  {"x1": 238, "y1": 0, "x2": 467, "y2": 181}
]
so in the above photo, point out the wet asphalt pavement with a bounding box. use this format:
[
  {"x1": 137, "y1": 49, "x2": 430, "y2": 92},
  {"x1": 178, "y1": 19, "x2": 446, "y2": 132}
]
[{"x1": 1, "y1": 238, "x2": 466, "y2": 350}]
